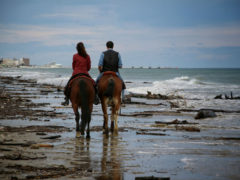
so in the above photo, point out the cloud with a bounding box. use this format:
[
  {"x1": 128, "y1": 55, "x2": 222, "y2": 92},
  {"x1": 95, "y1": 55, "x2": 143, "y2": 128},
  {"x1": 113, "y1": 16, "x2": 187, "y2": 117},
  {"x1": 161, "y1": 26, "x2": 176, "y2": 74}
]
[
  {"x1": 39, "y1": 4, "x2": 118, "y2": 23},
  {"x1": 0, "y1": 24, "x2": 97, "y2": 45},
  {"x1": 1, "y1": 23, "x2": 240, "y2": 54}
]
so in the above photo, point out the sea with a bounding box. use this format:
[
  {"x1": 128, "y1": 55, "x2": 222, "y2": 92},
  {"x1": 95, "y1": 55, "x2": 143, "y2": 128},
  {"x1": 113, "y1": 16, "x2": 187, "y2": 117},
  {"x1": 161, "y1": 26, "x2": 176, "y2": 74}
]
[{"x1": 1, "y1": 67, "x2": 240, "y2": 111}]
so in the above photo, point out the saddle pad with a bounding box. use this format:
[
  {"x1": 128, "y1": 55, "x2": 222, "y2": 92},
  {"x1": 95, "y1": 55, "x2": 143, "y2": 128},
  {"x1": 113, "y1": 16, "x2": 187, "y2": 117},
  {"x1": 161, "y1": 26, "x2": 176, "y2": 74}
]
[
  {"x1": 69, "y1": 75, "x2": 95, "y2": 88},
  {"x1": 103, "y1": 71, "x2": 117, "y2": 76}
]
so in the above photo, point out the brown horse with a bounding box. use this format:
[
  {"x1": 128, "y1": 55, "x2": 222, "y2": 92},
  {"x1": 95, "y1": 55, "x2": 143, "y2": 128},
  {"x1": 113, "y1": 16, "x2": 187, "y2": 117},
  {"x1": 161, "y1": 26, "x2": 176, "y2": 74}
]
[
  {"x1": 70, "y1": 77, "x2": 95, "y2": 138},
  {"x1": 98, "y1": 72, "x2": 122, "y2": 135}
]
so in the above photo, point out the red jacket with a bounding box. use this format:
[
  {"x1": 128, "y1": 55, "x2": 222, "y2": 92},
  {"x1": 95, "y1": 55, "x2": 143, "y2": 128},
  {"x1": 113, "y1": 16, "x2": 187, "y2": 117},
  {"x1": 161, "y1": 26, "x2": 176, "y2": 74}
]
[{"x1": 72, "y1": 53, "x2": 91, "y2": 76}]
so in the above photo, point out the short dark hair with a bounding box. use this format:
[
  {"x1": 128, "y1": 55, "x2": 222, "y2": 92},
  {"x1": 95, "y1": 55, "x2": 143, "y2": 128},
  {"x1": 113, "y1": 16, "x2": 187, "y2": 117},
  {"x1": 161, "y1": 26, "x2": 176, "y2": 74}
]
[{"x1": 106, "y1": 41, "x2": 114, "y2": 48}]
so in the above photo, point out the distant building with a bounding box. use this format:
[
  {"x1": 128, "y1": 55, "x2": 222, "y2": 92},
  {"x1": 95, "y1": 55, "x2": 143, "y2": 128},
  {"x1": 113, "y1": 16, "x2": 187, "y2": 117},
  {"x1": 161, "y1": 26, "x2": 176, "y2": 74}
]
[
  {"x1": 21, "y1": 58, "x2": 30, "y2": 66},
  {"x1": 0, "y1": 58, "x2": 17, "y2": 66},
  {"x1": 43, "y1": 62, "x2": 62, "y2": 68},
  {"x1": 0, "y1": 57, "x2": 30, "y2": 67}
]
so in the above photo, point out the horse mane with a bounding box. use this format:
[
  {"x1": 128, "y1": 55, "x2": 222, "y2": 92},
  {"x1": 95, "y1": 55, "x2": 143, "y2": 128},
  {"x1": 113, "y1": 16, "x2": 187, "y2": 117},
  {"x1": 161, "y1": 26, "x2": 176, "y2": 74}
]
[
  {"x1": 79, "y1": 79, "x2": 90, "y2": 131},
  {"x1": 103, "y1": 78, "x2": 115, "y2": 98}
]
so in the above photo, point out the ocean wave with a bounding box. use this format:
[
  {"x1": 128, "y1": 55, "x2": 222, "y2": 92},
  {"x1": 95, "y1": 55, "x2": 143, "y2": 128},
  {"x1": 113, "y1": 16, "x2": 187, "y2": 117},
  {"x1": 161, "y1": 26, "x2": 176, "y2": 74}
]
[
  {"x1": 37, "y1": 77, "x2": 68, "y2": 86},
  {"x1": 127, "y1": 76, "x2": 209, "y2": 95},
  {"x1": 164, "y1": 76, "x2": 208, "y2": 85},
  {"x1": 0, "y1": 69, "x2": 69, "y2": 87}
]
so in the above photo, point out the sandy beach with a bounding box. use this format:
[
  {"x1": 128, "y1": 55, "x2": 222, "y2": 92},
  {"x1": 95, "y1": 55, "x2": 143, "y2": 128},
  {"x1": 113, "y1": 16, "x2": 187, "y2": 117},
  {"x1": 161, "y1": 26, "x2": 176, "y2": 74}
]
[{"x1": 0, "y1": 75, "x2": 240, "y2": 180}]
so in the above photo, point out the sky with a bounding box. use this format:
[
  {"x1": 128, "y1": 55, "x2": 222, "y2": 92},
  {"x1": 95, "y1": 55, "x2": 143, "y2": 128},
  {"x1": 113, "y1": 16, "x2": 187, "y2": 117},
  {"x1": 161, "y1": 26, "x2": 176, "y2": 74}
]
[{"x1": 0, "y1": 0, "x2": 240, "y2": 68}]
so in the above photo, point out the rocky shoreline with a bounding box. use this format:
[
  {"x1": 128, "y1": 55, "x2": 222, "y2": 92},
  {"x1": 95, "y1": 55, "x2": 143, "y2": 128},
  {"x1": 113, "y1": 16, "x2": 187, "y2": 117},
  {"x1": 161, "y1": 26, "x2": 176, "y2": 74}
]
[{"x1": 0, "y1": 75, "x2": 240, "y2": 180}]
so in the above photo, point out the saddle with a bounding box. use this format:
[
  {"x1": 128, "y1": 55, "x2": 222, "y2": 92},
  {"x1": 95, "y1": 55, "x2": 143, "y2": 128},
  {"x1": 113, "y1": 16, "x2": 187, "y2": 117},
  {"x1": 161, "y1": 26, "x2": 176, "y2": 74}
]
[
  {"x1": 103, "y1": 71, "x2": 117, "y2": 76},
  {"x1": 102, "y1": 71, "x2": 126, "y2": 89},
  {"x1": 69, "y1": 74, "x2": 95, "y2": 88}
]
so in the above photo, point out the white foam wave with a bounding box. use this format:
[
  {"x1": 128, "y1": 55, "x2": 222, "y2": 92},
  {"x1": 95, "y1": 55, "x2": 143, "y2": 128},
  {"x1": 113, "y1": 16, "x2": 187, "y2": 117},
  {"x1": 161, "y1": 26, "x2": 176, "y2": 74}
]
[
  {"x1": 127, "y1": 76, "x2": 207, "y2": 95},
  {"x1": 0, "y1": 69, "x2": 69, "y2": 87},
  {"x1": 164, "y1": 76, "x2": 208, "y2": 86},
  {"x1": 37, "y1": 77, "x2": 68, "y2": 86}
]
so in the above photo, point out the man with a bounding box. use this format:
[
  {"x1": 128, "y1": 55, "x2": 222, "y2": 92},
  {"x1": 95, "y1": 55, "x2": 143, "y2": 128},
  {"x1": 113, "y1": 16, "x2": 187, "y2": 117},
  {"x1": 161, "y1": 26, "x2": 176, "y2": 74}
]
[{"x1": 96, "y1": 41, "x2": 126, "y2": 100}]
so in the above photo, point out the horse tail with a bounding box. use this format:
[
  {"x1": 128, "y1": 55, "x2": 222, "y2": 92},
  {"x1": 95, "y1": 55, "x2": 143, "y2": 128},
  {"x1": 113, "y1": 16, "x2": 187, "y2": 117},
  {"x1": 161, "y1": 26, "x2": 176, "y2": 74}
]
[
  {"x1": 79, "y1": 79, "x2": 90, "y2": 132},
  {"x1": 103, "y1": 78, "x2": 115, "y2": 98}
]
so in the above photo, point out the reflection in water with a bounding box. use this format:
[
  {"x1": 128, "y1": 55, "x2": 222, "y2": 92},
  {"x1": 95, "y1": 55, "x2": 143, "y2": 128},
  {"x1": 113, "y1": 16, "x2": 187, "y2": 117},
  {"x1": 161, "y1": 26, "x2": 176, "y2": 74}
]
[
  {"x1": 99, "y1": 135, "x2": 124, "y2": 180},
  {"x1": 72, "y1": 135, "x2": 124, "y2": 180},
  {"x1": 73, "y1": 137, "x2": 91, "y2": 171}
]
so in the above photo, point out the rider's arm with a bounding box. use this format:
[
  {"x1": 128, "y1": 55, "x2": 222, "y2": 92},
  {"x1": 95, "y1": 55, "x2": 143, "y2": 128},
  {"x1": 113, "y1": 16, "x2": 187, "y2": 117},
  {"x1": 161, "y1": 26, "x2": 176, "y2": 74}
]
[
  {"x1": 98, "y1": 66, "x2": 102, "y2": 72},
  {"x1": 87, "y1": 55, "x2": 91, "y2": 71},
  {"x1": 72, "y1": 55, "x2": 76, "y2": 70},
  {"x1": 118, "y1": 53, "x2": 122, "y2": 68},
  {"x1": 98, "y1": 53, "x2": 104, "y2": 72}
]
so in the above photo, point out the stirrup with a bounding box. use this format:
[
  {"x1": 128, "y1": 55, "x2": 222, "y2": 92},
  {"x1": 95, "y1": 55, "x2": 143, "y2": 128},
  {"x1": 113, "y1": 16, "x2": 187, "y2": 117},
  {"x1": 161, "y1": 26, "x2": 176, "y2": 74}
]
[{"x1": 94, "y1": 96, "x2": 99, "y2": 105}]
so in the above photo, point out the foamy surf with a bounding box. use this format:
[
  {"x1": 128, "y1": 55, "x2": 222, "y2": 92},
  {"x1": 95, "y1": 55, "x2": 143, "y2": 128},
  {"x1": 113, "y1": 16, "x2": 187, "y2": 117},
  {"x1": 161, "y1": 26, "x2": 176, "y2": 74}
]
[{"x1": 127, "y1": 76, "x2": 213, "y2": 98}]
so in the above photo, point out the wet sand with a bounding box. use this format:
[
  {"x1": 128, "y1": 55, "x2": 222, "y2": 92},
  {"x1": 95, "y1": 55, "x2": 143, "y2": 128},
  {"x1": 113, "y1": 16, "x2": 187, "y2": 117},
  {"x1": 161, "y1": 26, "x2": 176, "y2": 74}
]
[{"x1": 0, "y1": 76, "x2": 240, "y2": 180}]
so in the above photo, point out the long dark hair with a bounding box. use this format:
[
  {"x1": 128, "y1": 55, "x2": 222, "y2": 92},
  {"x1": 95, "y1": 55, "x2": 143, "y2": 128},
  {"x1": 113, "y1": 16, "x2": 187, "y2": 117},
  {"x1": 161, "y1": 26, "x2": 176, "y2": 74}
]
[{"x1": 76, "y1": 42, "x2": 88, "y2": 58}]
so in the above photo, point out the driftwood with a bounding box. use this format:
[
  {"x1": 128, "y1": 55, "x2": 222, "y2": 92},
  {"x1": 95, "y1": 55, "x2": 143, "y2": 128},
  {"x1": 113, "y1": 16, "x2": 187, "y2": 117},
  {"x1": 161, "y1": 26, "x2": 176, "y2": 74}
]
[
  {"x1": 120, "y1": 113, "x2": 153, "y2": 117},
  {"x1": 127, "y1": 92, "x2": 183, "y2": 100},
  {"x1": 40, "y1": 135, "x2": 61, "y2": 139},
  {"x1": 0, "y1": 148, "x2": 12, "y2": 151},
  {"x1": 216, "y1": 137, "x2": 240, "y2": 141},
  {"x1": 0, "y1": 153, "x2": 46, "y2": 160},
  {"x1": 175, "y1": 125, "x2": 200, "y2": 132},
  {"x1": 155, "y1": 119, "x2": 198, "y2": 125},
  {"x1": 178, "y1": 108, "x2": 240, "y2": 113},
  {"x1": 0, "y1": 142, "x2": 34, "y2": 147},
  {"x1": 135, "y1": 176, "x2": 170, "y2": 180},
  {"x1": 214, "y1": 92, "x2": 240, "y2": 100},
  {"x1": 136, "y1": 131, "x2": 166, "y2": 136},
  {"x1": 36, "y1": 132, "x2": 47, "y2": 135},
  {"x1": 30, "y1": 144, "x2": 54, "y2": 149}
]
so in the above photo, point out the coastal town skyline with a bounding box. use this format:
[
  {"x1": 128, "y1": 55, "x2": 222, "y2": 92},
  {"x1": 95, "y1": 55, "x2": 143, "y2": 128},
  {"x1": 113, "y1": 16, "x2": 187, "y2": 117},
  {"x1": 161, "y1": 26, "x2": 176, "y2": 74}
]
[{"x1": 1, "y1": 0, "x2": 240, "y2": 68}]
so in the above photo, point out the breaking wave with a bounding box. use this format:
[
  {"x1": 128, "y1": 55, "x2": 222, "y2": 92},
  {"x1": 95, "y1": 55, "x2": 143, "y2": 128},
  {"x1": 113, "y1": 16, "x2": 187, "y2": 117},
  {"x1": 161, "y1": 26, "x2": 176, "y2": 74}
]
[{"x1": 127, "y1": 76, "x2": 210, "y2": 95}]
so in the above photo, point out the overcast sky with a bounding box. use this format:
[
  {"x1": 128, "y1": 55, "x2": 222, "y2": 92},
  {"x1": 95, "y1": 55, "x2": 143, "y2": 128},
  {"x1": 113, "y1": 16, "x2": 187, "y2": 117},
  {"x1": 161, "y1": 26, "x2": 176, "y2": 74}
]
[{"x1": 0, "y1": 0, "x2": 240, "y2": 68}]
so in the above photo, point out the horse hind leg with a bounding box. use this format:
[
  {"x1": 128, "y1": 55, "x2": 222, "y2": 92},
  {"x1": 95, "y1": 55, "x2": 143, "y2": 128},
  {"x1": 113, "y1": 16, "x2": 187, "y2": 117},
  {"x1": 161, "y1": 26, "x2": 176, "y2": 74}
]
[
  {"x1": 72, "y1": 104, "x2": 80, "y2": 131},
  {"x1": 112, "y1": 98, "x2": 120, "y2": 135},
  {"x1": 110, "y1": 104, "x2": 115, "y2": 133},
  {"x1": 86, "y1": 118, "x2": 90, "y2": 139},
  {"x1": 101, "y1": 99, "x2": 109, "y2": 135},
  {"x1": 72, "y1": 103, "x2": 81, "y2": 138},
  {"x1": 81, "y1": 106, "x2": 92, "y2": 137},
  {"x1": 113, "y1": 111, "x2": 119, "y2": 135},
  {"x1": 80, "y1": 113, "x2": 86, "y2": 136},
  {"x1": 86, "y1": 111, "x2": 92, "y2": 139}
]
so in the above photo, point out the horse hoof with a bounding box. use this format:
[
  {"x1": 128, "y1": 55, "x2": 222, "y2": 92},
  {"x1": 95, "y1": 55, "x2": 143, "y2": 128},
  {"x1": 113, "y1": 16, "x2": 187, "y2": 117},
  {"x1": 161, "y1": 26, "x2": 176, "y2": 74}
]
[
  {"x1": 76, "y1": 132, "x2": 81, "y2": 138},
  {"x1": 103, "y1": 129, "x2": 109, "y2": 134},
  {"x1": 113, "y1": 131, "x2": 118, "y2": 136}
]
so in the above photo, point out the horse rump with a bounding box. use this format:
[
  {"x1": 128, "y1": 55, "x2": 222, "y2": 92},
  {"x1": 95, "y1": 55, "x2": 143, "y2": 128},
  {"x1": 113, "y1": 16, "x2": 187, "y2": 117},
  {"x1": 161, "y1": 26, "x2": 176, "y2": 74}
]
[{"x1": 103, "y1": 78, "x2": 115, "y2": 98}]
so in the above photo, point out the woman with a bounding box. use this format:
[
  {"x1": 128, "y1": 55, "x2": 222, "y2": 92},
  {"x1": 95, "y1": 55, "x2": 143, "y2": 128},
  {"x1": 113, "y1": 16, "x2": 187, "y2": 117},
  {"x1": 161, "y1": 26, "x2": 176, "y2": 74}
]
[{"x1": 61, "y1": 42, "x2": 99, "y2": 106}]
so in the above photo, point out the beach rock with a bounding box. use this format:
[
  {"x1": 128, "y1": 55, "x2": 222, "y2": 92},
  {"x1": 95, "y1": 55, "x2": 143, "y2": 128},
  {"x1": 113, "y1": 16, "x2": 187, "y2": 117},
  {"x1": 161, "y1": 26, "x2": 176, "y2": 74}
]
[
  {"x1": 175, "y1": 125, "x2": 200, "y2": 132},
  {"x1": 214, "y1": 94, "x2": 222, "y2": 99},
  {"x1": 214, "y1": 92, "x2": 240, "y2": 100},
  {"x1": 195, "y1": 109, "x2": 217, "y2": 119}
]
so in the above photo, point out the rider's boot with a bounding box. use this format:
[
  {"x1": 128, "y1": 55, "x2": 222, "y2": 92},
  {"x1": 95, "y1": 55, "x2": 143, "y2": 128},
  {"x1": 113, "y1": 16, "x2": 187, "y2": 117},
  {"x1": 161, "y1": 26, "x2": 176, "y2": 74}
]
[
  {"x1": 61, "y1": 86, "x2": 70, "y2": 106},
  {"x1": 61, "y1": 96, "x2": 69, "y2": 106},
  {"x1": 94, "y1": 86, "x2": 100, "y2": 105}
]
